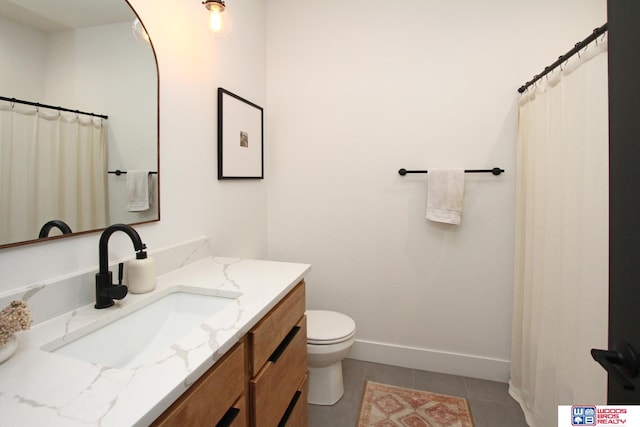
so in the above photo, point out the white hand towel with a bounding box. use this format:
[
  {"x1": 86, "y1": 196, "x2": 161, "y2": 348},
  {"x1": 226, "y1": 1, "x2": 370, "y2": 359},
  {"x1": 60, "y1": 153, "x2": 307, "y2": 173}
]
[
  {"x1": 426, "y1": 169, "x2": 465, "y2": 225},
  {"x1": 126, "y1": 170, "x2": 151, "y2": 212}
]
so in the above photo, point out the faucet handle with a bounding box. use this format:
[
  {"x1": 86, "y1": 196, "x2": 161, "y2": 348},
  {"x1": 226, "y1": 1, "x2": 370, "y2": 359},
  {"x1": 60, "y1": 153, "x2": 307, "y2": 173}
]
[
  {"x1": 107, "y1": 284, "x2": 128, "y2": 300},
  {"x1": 118, "y1": 263, "x2": 124, "y2": 285}
]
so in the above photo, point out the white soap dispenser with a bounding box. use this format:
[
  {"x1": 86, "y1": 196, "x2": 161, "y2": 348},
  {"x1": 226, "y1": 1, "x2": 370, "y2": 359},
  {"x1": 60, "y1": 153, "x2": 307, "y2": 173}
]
[{"x1": 126, "y1": 249, "x2": 156, "y2": 294}]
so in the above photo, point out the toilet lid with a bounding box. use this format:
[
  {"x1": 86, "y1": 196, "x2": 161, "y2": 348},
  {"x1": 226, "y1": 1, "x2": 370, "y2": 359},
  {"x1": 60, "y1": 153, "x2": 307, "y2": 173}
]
[{"x1": 306, "y1": 310, "x2": 356, "y2": 344}]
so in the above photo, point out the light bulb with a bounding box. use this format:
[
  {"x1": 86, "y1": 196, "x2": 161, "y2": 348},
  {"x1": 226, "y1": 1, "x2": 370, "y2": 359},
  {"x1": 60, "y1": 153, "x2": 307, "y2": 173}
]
[
  {"x1": 209, "y1": 7, "x2": 223, "y2": 32},
  {"x1": 204, "y1": 1, "x2": 233, "y2": 37}
]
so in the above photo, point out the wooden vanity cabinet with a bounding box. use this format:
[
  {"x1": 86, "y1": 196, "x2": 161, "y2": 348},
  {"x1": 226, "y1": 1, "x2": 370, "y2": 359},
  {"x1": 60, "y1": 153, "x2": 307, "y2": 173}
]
[
  {"x1": 248, "y1": 281, "x2": 307, "y2": 427},
  {"x1": 153, "y1": 281, "x2": 308, "y2": 427},
  {"x1": 152, "y1": 340, "x2": 248, "y2": 427}
]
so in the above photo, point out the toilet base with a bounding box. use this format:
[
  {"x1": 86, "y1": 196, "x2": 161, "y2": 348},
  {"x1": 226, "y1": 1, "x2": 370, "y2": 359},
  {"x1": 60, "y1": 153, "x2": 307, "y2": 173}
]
[{"x1": 307, "y1": 361, "x2": 344, "y2": 405}]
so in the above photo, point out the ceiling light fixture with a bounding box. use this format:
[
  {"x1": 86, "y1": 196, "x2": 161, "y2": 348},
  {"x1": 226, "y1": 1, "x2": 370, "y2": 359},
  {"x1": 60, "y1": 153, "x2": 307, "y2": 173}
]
[{"x1": 202, "y1": 0, "x2": 232, "y2": 36}]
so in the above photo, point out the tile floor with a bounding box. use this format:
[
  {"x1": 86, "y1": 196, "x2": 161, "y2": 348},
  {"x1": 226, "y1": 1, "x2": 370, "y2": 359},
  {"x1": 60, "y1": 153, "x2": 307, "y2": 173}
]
[{"x1": 308, "y1": 358, "x2": 529, "y2": 427}]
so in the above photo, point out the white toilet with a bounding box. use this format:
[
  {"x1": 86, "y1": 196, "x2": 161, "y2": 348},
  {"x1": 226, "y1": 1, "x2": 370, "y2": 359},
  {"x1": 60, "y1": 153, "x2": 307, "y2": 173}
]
[{"x1": 306, "y1": 310, "x2": 356, "y2": 405}]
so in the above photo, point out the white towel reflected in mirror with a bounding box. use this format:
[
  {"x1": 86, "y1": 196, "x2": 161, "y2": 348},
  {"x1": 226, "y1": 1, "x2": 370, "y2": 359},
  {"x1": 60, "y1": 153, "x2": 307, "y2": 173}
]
[{"x1": 127, "y1": 170, "x2": 151, "y2": 212}]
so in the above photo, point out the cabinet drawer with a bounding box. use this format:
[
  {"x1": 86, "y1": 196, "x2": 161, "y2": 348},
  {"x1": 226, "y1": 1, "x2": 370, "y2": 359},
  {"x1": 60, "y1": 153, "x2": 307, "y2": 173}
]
[
  {"x1": 153, "y1": 341, "x2": 246, "y2": 426},
  {"x1": 250, "y1": 317, "x2": 307, "y2": 427},
  {"x1": 279, "y1": 375, "x2": 308, "y2": 427},
  {"x1": 221, "y1": 395, "x2": 248, "y2": 427},
  {"x1": 249, "y1": 281, "x2": 305, "y2": 376}
]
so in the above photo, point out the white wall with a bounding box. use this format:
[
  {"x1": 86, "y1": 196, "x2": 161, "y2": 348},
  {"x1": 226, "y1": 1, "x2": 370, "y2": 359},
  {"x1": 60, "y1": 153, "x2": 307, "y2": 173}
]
[
  {"x1": 266, "y1": 0, "x2": 606, "y2": 381},
  {"x1": 0, "y1": 0, "x2": 267, "y2": 293},
  {"x1": 0, "y1": 16, "x2": 47, "y2": 99}
]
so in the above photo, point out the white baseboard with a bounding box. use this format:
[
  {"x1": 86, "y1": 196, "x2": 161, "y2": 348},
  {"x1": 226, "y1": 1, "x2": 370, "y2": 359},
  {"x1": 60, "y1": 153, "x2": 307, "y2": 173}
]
[{"x1": 348, "y1": 339, "x2": 510, "y2": 383}]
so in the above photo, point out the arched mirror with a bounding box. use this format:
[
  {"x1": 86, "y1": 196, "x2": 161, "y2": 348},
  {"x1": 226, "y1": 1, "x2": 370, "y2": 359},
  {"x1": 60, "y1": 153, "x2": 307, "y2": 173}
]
[{"x1": 0, "y1": 0, "x2": 159, "y2": 249}]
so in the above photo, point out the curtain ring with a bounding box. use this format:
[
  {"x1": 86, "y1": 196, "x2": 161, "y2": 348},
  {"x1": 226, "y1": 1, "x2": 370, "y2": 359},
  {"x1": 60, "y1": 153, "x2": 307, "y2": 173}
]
[{"x1": 557, "y1": 55, "x2": 566, "y2": 71}]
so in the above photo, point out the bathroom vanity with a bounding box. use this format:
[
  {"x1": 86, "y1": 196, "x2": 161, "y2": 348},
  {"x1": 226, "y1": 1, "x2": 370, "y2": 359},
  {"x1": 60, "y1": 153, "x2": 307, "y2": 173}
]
[
  {"x1": 153, "y1": 281, "x2": 308, "y2": 426},
  {"x1": 0, "y1": 255, "x2": 310, "y2": 426}
]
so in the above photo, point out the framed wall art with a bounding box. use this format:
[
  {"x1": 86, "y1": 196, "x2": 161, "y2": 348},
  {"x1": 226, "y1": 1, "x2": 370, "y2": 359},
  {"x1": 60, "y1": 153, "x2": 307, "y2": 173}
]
[{"x1": 217, "y1": 88, "x2": 264, "y2": 179}]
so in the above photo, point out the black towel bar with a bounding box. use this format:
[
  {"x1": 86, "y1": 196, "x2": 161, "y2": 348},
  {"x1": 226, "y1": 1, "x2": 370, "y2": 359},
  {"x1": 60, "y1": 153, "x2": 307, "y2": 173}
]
[
  {"x1": 398, "y1": 168, "x2": 504, "y2": 176},
  {"x1": 108, "y1": 170, "x2": 158, "y2": 176}
]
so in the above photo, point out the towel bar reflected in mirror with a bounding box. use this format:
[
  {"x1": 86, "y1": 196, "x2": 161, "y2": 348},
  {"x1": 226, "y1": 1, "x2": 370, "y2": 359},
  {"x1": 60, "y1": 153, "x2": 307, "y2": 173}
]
[{"x1": 398, "y1": 168, "x2": 504, "y2": 176}]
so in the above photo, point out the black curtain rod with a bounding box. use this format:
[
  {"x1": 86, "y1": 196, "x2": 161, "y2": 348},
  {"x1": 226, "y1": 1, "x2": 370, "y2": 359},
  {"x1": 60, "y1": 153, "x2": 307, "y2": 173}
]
[
  {"x1": 518, "y1": 23, "x2": 608, "y2": 94},
  {"x1": 0, "y1": 96, "x2": 108, "y2": 119},
  {"x1": 398, "y1": 168, "x2": 504, "y2": 176}
]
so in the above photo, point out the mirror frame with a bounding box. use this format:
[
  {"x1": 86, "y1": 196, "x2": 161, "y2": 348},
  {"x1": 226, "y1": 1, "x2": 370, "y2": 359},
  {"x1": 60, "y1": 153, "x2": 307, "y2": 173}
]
[{"x1": 1, "y1": 0, "x2": 160, "y2": 250}]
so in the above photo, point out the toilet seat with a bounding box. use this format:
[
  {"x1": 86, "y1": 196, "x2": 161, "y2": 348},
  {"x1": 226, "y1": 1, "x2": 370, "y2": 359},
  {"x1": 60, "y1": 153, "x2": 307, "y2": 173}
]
[{"x1": 306, "y1": 310, "x2": 356, "y2": 345}]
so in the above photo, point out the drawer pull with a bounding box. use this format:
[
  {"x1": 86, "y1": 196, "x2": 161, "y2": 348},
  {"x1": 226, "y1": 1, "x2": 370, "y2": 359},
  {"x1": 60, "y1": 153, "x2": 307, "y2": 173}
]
[
  {"x1": 277, "y1": 390, "x2": 302, "y2": 427},
  {"x1": 269, "y1": 325, "x2": 301, "y2": 363},
  {"x1": 216, "y1": 406, "x2": 240, "y2": 427}
]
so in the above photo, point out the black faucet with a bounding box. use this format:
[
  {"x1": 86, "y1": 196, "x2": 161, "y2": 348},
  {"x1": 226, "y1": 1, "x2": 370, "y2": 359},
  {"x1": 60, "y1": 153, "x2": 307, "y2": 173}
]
[
  {"x1": 95, "y1": 224, "x2": 148, "y2": 309},
  {"x1": 38, "y1": 220, "x2": 73, "y2": 238}
]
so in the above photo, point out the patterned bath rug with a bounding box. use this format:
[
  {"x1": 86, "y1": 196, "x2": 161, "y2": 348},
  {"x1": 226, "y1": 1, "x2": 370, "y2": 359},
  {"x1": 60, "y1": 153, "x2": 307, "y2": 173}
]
[{"x1": 357, "y1": 381, "x2": 474, "y2": 427}]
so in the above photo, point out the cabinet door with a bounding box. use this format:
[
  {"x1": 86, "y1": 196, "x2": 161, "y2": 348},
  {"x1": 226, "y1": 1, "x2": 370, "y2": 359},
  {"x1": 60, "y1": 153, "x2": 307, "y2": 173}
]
[
  {"x1": 279, "y1": 375, "x2": 308, "y2": 427},
  {"x1": 250, "y1": 317, "x2": 307, "y2": 427},
  {"x1": 219, "y1": 395, "x2": 248, "y2": 427},
  {"x1": 153, "y1": 341, "x2": 246, "y2": 426},
  {"x1": 249, "y1": 282, "x2": 305, "y2": 376}
]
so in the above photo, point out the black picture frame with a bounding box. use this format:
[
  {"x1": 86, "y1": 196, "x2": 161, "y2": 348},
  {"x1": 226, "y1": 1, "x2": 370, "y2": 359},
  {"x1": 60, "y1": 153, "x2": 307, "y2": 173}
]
[{"x1": 217, "y1": 88, "x2": 264, "y2": 179}]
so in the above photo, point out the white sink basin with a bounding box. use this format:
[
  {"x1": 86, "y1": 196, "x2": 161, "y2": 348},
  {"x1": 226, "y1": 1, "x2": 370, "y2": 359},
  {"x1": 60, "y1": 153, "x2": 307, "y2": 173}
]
[{"x1": 44, "y1": 288, "x2": 241, "y2": 369}]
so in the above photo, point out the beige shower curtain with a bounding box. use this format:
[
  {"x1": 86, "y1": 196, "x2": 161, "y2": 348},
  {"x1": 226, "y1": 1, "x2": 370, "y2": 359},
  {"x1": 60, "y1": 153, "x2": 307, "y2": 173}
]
[
  {"x1": 510, "y1": 36, "x2": 609, "y2": 426},
  {"x1": 0, "y1": 103, "x2": 107, "y2": 243}
]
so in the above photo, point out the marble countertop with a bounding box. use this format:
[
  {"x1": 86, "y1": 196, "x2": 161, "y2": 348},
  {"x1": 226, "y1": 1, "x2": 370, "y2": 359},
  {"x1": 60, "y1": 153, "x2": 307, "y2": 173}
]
[{"x1": 0, "y1": 256, "x2": 311, "y2": 426}]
